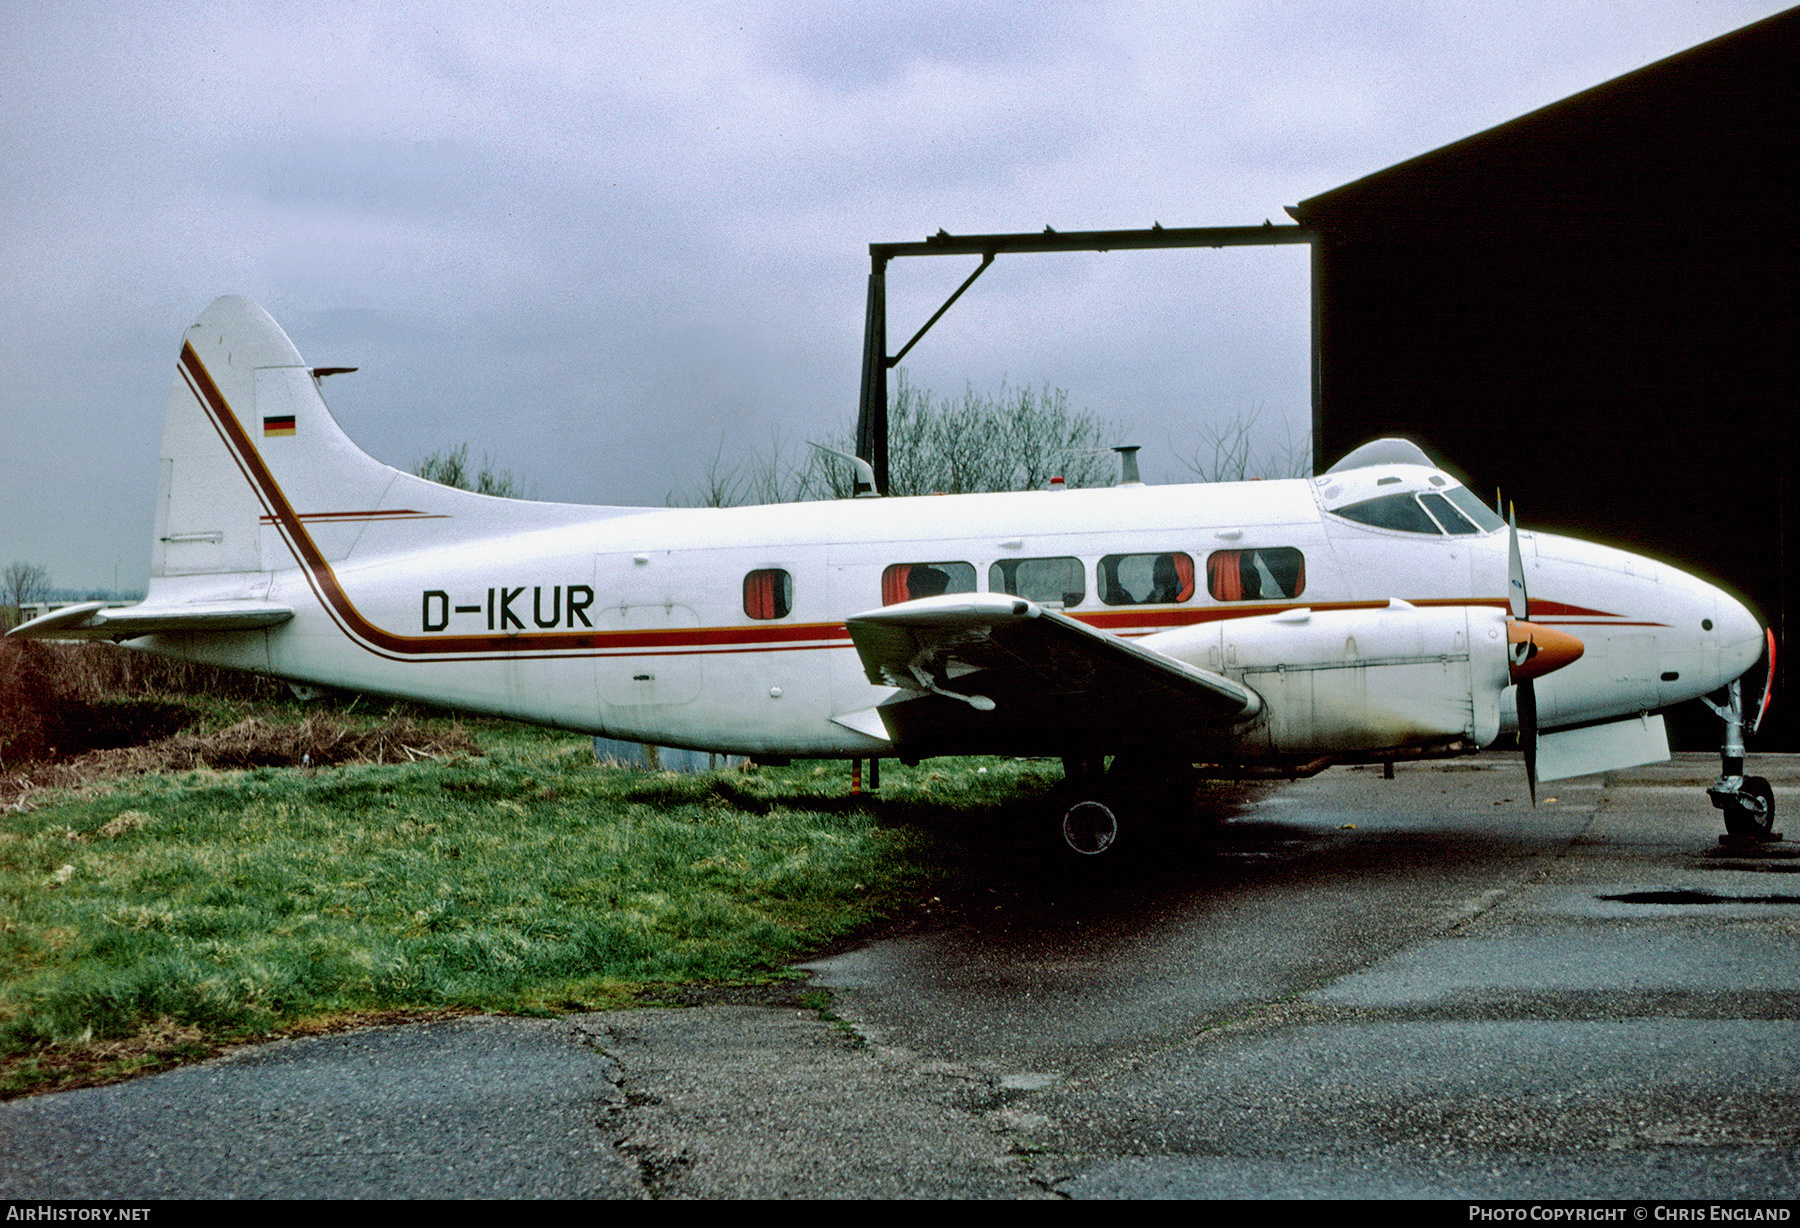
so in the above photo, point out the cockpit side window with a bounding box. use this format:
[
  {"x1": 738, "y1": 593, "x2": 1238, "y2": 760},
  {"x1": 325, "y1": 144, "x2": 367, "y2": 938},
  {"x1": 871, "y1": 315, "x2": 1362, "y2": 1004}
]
[
  {"x1": 1442, "y1": 486, "x2": 1505, "y2": 533},
  {"x1": 1331, "y1": 492, "x2": 1443, "y2": 535}
]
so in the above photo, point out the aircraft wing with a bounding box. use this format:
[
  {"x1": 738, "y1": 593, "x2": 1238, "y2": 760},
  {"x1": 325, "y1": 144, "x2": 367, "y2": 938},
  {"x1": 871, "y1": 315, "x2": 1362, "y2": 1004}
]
[
  {"x1": 844, "y1": 594, "x2": 1259, "y2": 754},
  {"x1": 7, "y1": 599, "x2": 294, "y2": 641}
]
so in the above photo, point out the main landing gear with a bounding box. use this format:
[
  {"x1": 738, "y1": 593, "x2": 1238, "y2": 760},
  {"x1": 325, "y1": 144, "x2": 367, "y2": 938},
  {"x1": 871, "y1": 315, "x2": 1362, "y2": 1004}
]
[
  {"x1": 1055, "y1": 756, "x2": 1117, "y2": 856},
  {"x1": 1053, "y1": 754, "x2": 1208, "y2": 857},
  {"x1": 1703, "y1": 677, "x2": 1779, "y2": 843}
]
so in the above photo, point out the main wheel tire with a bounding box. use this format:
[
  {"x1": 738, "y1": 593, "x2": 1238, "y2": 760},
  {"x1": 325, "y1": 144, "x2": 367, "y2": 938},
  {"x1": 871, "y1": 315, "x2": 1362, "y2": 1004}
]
[
  {"x1": 1724, "y1": 775, "x2": 1776, "y2": 838},
  {"x1": 1059, "y1": 799, "x2": 1119, "y2": 856}
]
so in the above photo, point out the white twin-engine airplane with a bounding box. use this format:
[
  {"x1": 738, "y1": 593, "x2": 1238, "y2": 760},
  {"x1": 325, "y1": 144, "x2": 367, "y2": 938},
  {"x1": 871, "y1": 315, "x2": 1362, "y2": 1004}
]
[{"x1": 13, "y1": 296, "x2": 1778, "y2": 854}]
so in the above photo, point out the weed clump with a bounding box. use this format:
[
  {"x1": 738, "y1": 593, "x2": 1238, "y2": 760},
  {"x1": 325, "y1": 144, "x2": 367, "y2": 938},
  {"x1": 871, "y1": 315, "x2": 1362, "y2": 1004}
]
[
  {"x1": 0, "y1": 639, "x2": 478, "y2": 805},
  {"x1": 2, "y1": 717, "x2": 481, "y2": 808},
  {"x1": 0, "y1": 639, "x2": 280, "y2": 770}
]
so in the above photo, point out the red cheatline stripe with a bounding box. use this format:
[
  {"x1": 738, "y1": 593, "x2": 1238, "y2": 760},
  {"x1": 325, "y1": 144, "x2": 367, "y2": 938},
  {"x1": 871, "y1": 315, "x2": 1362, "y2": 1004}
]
[
  {"x1": 1080, "y1": 597, "x2": 1640, "y2": 631},
  {"x1": 258, "y1": 510, "x2": 451, "y2": 523}
]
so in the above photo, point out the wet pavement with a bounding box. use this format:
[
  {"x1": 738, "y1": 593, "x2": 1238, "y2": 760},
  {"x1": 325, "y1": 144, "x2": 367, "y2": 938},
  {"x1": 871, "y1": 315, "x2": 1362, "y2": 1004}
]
[{"x1": 3, "y1": 754, "x2": 1796, "y2": 1198}]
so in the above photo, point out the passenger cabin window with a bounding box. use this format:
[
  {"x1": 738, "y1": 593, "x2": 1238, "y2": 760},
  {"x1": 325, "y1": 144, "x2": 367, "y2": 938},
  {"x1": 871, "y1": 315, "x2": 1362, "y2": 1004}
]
[
  {"x1": 1207, "y1": 548, "x2": 1306, "y2": 601},
  {"x1": 882, "y1": 562, "x2": 976, "y2": 605},
  {"x1": 1099, "y1": 552, "x2": 1194, "y2": 605},
  {"x1": 989, "y1": 556, "x2": 1085, "y2": 607},
  {"x1": 743, "y1": 569, "x2": 793, "y2": 620}
]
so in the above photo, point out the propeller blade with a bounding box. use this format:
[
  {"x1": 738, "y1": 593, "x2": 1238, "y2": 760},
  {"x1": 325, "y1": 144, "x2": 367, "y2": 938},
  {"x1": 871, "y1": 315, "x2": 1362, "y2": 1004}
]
[
  {"x1": 1519, "y1": 678, "x2": 1539, "y2": 806},
  {"x1": 1507, "y1": 502, "x2": 1529, "y2": 621},
  {"x1": 1750, "y1": 626, "x2": 1776, "y2": 737},
  {"x1": 1507, "y1": 624, "x2": 1581, "y2": 809},
  {"x1": 1505, "y1": 502, "x2": 1562, "y2": 807}
]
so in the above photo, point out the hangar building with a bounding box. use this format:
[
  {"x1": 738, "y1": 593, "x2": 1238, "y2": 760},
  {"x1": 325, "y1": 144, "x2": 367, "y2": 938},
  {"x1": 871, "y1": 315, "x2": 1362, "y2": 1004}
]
[{"x1": 1291, "y1": 6, "x2": 1798, "y2": 748}]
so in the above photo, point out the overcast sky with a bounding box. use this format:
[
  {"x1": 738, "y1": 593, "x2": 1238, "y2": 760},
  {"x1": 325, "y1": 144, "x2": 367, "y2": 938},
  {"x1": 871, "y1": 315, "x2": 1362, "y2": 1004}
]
[{"x1": 2, "y1": 0, "x2": 1788, "y2": 592}]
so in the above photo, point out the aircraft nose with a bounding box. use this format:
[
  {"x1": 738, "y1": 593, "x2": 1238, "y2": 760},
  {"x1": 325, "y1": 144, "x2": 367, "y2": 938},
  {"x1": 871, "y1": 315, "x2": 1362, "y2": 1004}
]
[{"x1": 1713, "y1": 589, "x2": 1765, "y2": 683}]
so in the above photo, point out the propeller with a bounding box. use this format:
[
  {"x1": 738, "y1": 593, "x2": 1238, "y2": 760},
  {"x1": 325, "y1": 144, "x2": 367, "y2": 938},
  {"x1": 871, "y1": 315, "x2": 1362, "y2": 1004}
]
[
  {"x1": 1749, "y1": 626, "x2": 1776, "y2": 738},
  {"x1": 1506, "y1": 502, "x2": 1584, "y2": 804}
]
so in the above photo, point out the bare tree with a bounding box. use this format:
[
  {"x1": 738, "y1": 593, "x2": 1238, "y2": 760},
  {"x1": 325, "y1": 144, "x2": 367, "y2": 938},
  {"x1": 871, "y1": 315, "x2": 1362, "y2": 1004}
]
[
  {"x1": 3, "y1": 561, "x2": 51, "y2": 616},
  {"x1": 415, "y1": 444, "x2": 522, "y2": 497},
  {"x1": 671, "y1": 371, "x2": 1122, "y2": 506},
  {"x1": 672, "y1": 433, "x2": 857, "y2": 508},
  {"x1": 683, "y1": 443, "x2": 752, "y2": 509},
  {"x1": 881, "y1": 373, "x2": 1119, "y2": 497},
  {"x1": 1175, "y1": 407, "x2": 1312, "y2": 483}
]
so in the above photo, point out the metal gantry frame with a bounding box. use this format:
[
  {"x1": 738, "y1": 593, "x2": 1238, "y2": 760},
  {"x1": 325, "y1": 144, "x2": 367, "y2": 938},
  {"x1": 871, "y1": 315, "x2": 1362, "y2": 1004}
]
[{"x1": 855, "y1": 223, "x2": 1315, "y2": 493}]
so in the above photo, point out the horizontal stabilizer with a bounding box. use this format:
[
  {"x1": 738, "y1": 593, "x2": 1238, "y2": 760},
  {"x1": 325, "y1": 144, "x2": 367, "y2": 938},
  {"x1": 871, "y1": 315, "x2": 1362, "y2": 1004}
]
[{"x1": 7, "y1": 599, "x2": 293, "y2": 641}]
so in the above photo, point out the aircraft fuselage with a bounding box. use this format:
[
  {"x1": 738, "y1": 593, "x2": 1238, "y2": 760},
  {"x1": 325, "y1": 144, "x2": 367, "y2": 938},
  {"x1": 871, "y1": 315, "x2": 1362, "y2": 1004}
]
[
  {"x1": 145, "y1": 471, "x2": 1761, "y2": 761},
  {"x1": 19, "y1": 297, "x2": 1764, "y2": 780}
]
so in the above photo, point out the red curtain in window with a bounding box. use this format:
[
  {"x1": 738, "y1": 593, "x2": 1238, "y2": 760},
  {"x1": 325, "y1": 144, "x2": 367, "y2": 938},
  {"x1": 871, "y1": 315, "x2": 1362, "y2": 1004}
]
[
  {"x1": 881, "y1": 564, "x2": 911, "y2": 606},
  {"x1": 1207, "y1": 551, "x2": 1242, "y2": 601},
  {"x1": 745, "y1": 570, "x2": 777, "y2": 619},
  {"x1": 1172, "y1": 553, "x2": 1195, "y2": 602}
]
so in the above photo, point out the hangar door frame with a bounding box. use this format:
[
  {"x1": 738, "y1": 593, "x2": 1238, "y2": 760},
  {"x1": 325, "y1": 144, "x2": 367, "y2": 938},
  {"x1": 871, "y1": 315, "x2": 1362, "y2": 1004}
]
[{"x1": 855, "y1": 223, "x2": 1316, "y2": 494}]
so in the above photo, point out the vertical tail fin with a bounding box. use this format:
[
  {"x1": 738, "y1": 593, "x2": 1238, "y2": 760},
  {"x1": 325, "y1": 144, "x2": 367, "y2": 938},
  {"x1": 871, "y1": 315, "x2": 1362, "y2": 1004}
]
[
  {"x1": 155, "y1": 296, "x2": 404, "y2": 577},
  {"x1": 154, "y1": 295, "x2": 630, "y2": 586}
]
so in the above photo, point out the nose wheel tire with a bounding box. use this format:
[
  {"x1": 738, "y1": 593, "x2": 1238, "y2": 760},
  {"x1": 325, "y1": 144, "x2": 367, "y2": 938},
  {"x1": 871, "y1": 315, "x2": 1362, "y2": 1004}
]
[
  {"x1": 1061, "y1": 800, "x2": 1119, "y2": 856},
  {"x1": 1721, "y1": 775, "x2": 1776, "y2": 839}
]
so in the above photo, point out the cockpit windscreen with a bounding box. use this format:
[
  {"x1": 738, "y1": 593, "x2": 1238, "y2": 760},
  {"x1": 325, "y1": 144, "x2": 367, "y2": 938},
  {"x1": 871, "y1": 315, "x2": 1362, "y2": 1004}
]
[{"x1": 1331, "y1": 485, "x2": 1503, "y2": 536}]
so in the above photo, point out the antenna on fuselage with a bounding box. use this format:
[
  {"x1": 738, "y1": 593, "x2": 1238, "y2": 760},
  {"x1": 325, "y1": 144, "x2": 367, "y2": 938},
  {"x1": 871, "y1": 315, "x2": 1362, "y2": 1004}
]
[
  {"x1": 1113, "y1": 445, "x2": 1143, "y2": 486},
  {"x1": 808, "y1": 442, "x2": 880, "y2": 498}
]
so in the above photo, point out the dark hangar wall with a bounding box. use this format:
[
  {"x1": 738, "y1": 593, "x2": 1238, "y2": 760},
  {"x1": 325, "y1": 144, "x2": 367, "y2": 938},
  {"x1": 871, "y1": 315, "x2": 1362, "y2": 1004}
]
[{"x1": 1291, "y1": 6, "x2": 1799, "y2": 748}]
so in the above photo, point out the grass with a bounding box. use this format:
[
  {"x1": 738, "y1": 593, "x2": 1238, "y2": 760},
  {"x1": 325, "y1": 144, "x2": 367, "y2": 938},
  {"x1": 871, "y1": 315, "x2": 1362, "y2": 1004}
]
[{"x1": 0, "y1": 647, "x2": 1066, "y2": 1096}]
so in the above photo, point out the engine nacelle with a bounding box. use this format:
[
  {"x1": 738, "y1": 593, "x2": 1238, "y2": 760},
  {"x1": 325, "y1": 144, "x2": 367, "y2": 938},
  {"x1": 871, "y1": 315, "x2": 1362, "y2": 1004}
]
[{"x1": 1143, "y1": 603, "x2": 1514, "y2": 757}]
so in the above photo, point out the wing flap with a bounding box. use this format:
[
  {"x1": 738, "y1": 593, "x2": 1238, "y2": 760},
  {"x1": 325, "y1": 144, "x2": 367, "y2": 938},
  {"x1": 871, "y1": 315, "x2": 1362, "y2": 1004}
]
[
  {"x1": 844, "y1": 594, "x2": 1258, "y2": 753},
  {"x1": 8, "y1": 599, "x2": 294, "y2": 641},
  {"x1": 1536, "y1": 713, "x2": 1669, "y2": 782}
]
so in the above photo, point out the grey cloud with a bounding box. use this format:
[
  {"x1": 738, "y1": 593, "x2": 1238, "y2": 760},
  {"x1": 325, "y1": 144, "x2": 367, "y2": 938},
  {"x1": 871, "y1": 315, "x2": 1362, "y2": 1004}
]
[{"x1": 0, "y1": 0, "x2": 1786, "y2": 591}]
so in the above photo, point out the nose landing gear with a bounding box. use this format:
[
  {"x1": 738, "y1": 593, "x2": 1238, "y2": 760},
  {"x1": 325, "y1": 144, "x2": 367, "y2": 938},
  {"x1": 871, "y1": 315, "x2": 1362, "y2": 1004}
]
[
  {"x1": 1714, "y1": 775, "x2": 1776, "y2": 839},
  {"x1": 1704, "y1": 676, "x2": 1779, "y2": 844}
]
